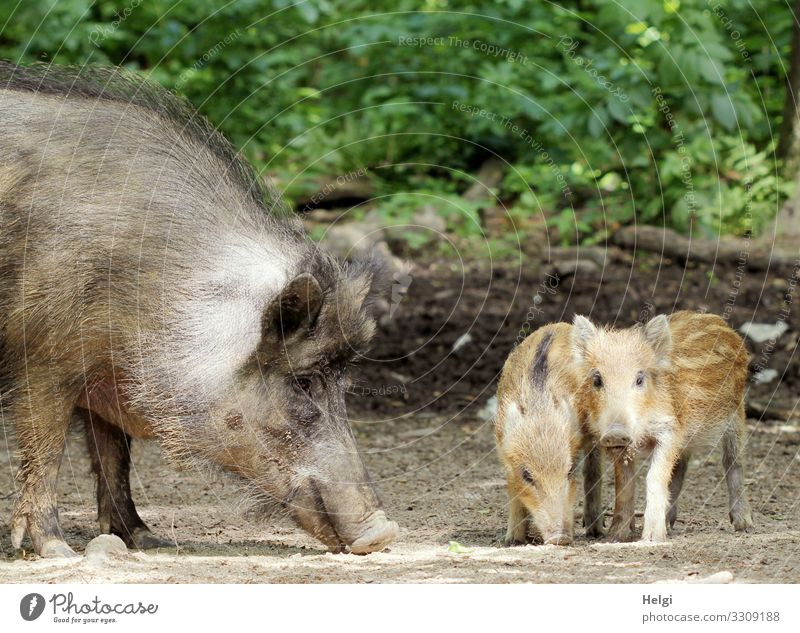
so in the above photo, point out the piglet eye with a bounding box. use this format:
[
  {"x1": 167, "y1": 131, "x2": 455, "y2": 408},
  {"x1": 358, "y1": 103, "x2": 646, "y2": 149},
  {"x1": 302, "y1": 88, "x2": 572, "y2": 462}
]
[
  {"x1": 635, "y1": 371, "x2": 645, "y2": 387},
  {"x1": 521, "y1": 468, "x2": 535, "y2": 486},
  {"x1": 294, "y1": 376, "x2": 313, "y2": 395},
  {"x1": 592, "y1": 371, "x2": 603, "y2": 389}
]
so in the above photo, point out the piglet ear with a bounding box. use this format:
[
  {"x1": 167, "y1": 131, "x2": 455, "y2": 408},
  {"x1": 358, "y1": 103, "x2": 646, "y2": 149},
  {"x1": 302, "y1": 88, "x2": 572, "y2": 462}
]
[
  {"x1": 644, "y1": 314, "x2": 672, "y2": 365},
  {"x1": 262, "y1": 273, "x2": 323, "y2": 346},
  {"x1": 571, "y1": 314, "x2": 597, "y2": 362}
]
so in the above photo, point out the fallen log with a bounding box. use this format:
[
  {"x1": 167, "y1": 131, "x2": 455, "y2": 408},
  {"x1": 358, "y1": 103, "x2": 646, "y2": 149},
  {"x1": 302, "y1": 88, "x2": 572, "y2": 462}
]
[
  {"x1": 745, "y1": 397, "x2": 800, "y2": 421},
  {"x1": 611, "y1": 225, "x2": 799, "y2": 272},
  {"x1": 463, "y1": 156, "x2": 506, "y2": 202},
  {"x1": 295, "y1": 173, "x2": 376, "y2": 211}
]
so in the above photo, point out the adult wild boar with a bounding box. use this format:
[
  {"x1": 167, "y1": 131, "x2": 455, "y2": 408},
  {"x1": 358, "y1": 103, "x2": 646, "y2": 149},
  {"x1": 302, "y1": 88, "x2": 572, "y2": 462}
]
[{"x1": 0, "y1": 63, "x2": 398, "y2": 557}]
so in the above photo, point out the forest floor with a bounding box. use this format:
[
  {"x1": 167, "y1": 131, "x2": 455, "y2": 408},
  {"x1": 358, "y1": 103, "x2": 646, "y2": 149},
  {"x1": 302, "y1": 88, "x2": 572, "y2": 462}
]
[{"x1": 1, "y1": 245, "x2": 799, "y2": 583}]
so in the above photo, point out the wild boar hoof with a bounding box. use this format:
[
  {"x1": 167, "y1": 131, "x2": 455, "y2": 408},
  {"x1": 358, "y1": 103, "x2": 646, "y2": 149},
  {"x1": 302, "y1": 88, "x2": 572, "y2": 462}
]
[
  {"x1": 731, "y1": 513, "x2": 754, "y2": 533},
  {"x1": 125, "y1": 527, "x2": 173, "y2": 550},
  {"x1": 39, "y1": 539, "x2": 79, "y2": 559},
  {"x1": 502, "y1": 536, "x2": 529, "y2": 547}
]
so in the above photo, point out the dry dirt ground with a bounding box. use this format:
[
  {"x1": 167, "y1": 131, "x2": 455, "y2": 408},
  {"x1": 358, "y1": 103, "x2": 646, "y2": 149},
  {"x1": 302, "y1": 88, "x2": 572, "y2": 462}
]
[
  {"x1": 0, "y1": 413, "x2": 798, "y2": 583},
  {"x1": 1, "y1": 253, "x2": 799, "y2": 583}
]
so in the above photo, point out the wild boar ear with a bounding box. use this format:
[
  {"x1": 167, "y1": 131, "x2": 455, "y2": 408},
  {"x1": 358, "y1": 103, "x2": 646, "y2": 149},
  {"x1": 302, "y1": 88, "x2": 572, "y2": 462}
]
[
  {"x1": 262, "y1": 273, "x2": 324, "y2": 345},
  {"x1": 571, "y1": 315, "x2": 597, "y2": 361},
  {"x1": 644, "y1": 314, "x2": 672, "y2": 364},
  {"x1": 348, "y1": 251, "x2": 393, "y2": 314}
]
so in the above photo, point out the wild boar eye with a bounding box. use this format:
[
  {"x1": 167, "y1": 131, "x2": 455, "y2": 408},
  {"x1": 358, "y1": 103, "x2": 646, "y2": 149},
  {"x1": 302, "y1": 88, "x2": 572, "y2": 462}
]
[
  {"x1": 521, "y1": 468, "x2": 536, "y2": 486},
  {"x1": 592, "y1": 371, "x2": 603, "y2": 389},
  {"x1": 635, "y1": 371, "x2": 645, "y2": 387},
  {"x1": 294, "y1": 375, "x2": 313, "y2": 395}
]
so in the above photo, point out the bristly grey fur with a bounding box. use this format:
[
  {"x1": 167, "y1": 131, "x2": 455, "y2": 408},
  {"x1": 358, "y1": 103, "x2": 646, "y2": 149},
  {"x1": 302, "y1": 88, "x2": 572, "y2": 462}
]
[
  {"x1": 0, "y1": 61, "x2": 276, "y2": 214},
  {"x1": 0, "y1": 63, "x2": 395, "y2": 556}
]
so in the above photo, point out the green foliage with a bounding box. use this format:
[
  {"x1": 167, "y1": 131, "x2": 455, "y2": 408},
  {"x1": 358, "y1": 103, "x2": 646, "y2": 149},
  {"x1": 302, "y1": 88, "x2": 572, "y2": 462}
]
[{"x1": 0, "y1": 0, "x2": 793, "y2": 246}]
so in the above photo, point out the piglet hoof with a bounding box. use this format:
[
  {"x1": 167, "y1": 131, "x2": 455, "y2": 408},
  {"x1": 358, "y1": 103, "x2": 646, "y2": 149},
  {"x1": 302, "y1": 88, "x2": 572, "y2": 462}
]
[
  {"x1": 39, "y1": 539, "x2": 79, "y2": 559},
  {"x1": 126, "y1": 527, "x2": 174, "y2": 550},
  {"x1": 605, "y1": 533, "x2": 634, "y2": 544},
  {"x1": 640, "y1": 527, "x2": 668, "y2": 543},
  {"x1": 502, "y1": 535, "x2": 528, "y2": 547},
  {"x1": 604, "y1": 528, "x2": 635, "y2": 543},
  {"x1": 585, "y1": 524, "x2": 606, "y2": 540}
]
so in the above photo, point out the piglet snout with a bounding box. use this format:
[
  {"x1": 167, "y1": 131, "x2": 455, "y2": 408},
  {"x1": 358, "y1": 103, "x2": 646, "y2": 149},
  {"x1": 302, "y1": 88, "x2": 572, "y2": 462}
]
[{"x1": 601, "y1": 425, "x2": 632, "y2": 448}]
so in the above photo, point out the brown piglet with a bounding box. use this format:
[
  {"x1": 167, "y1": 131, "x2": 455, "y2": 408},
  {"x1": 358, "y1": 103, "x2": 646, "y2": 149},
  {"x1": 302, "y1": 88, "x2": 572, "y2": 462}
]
[
  {"x1": 571, "y1": 310, "x2": 754, "y2": 542},
  {"x1": 495, "y1": 322, "x2": 604, "y2": 546}
]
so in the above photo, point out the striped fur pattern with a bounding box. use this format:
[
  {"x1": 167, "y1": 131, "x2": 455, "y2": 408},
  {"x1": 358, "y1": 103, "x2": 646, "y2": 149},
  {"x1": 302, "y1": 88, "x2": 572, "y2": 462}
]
[{"x1": 495, "y1": 322, "x2": 604, "y2": 546}]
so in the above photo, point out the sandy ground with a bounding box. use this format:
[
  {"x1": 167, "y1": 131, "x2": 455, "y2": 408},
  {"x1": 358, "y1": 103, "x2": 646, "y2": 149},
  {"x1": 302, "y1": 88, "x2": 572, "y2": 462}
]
[{"x1": 1, "y1": 412, "x2": 798, "y2": 584}]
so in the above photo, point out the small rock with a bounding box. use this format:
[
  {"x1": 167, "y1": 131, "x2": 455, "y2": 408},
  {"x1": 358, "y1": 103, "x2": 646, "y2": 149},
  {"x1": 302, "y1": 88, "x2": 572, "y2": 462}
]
[
  {"x1": 740, "y1": 321, "x2": 789, "y2": 344},
  {"x1": 321, "y1": 222, "x2": 384, "y2": 260},
  {"x1": 699, "y1": 570, "x2": 734, "y2": 584},
  {"x1": 753, "y1": 368, "x2": 779, "y2": 384},
  {"x1": 478, "y1": 395, "x2": 498, "y2": 422},
  {"x1": 84, "y1": 534, "x2": 128, "y2": 562},
  {"x1": 550, "y1": 259, "x2": 600, "y2": 279},
  {"x1": 410, "y1": 205, "x2": 446, "y2": 234},
  {"x1": 451, "y1": 332, "x2": 473, "y2": 353}
]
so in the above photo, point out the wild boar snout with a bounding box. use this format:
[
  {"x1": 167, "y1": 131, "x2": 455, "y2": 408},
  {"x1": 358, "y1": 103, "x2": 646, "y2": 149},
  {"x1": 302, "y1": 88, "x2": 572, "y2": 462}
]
[
  {"x1": 289, "y1": 445, "x2": 397, "y2": 554},
  {"x1": 347, "y1": 510, "x2": 399, "y2": 554},
  {"x1": 290, "y1": 484, "x2": 397, "y2": 554}
]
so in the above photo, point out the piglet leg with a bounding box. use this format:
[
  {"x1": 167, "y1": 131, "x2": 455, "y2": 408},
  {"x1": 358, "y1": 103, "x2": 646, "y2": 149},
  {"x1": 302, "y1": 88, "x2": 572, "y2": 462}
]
[
  {"x1": 642, "y1": 436, "x2": 680, "y2": 542},
  {"x1": 606, "y1": 448, "x2": 636, "y2": 542},
  {"x1": 723, "y1": 406, "x2": 754, "y2": 532},
  {"x1": 582, "y1": 440, "x2": 605, "y2": 538},
  {"x1": 667, "y1": 452, "x2": 690, "y2": 529}
]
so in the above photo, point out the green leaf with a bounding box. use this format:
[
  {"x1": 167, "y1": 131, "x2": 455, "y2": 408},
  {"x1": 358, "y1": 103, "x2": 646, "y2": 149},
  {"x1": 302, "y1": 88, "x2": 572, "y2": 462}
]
[
  {"x1": 448, "y1": 541, "x2": 472, "y2": 554},
  {"x1": 711, "y1": 93, "x2": 737, "y2": 130},
  {"x1": 625, "y1": 22, "x2": 648, "y2": 35},
  {"x1": 588, "y1": 109, "x2": 606, "y2": 137},
  {"x1": 698, "y1": 56, "x2": 725, "y2": 85},
  {"x1": 607, "y1": 97, "x2": 629, "y2": 124}
]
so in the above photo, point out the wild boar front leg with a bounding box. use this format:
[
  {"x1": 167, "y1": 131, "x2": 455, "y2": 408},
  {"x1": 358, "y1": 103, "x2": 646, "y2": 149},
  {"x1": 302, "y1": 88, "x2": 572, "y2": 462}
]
[
  {"x1": 10, "y1": 390, "x2": 77, "y2": 558},
  {"x1": 582, "y1": 440, "x2": 604, "y2": 538},
  {"x1": 642, "y1": 436, "x2": 680, "y2": 542},
  {"x1": 723, "y1": 406, "x2": 754, "y2": 532},
  {"x1": 667, "y1": 452, "x2": 690, "y2": 529},
  {"x1": 606, "y1": 449, "x2": 636, "y2": 542},
  {"x1": 79, "y1": 408, "x2": 171, "y2": 549}
]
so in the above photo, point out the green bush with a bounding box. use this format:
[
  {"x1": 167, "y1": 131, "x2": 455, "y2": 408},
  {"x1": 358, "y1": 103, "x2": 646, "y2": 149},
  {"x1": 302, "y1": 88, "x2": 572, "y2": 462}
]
[{"x1": 0, "y1": 0, "x2": 792, "y2": 246}]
